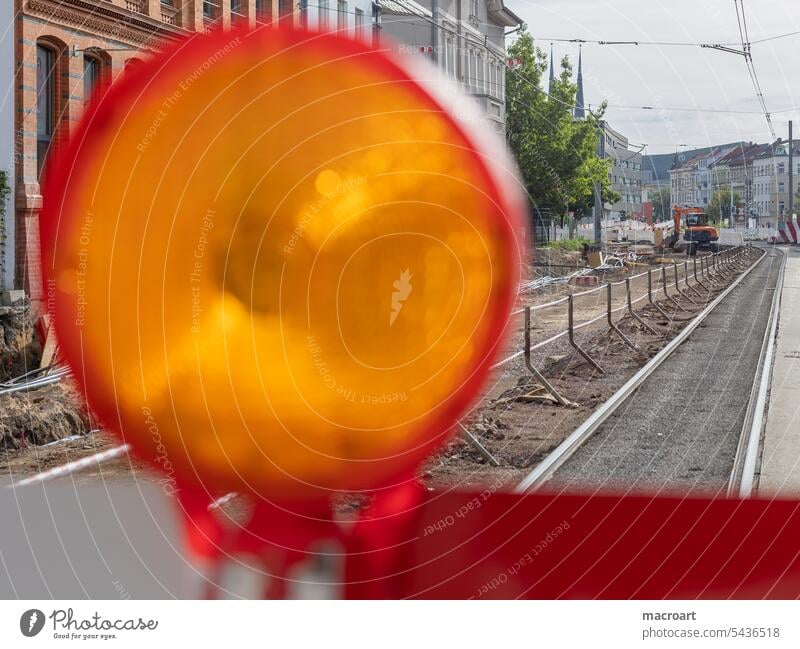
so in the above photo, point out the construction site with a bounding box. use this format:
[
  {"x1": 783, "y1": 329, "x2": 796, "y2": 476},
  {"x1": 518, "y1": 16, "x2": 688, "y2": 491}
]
[{"x1": 0, "y1": 234, "x2": 776, "y2": 500}]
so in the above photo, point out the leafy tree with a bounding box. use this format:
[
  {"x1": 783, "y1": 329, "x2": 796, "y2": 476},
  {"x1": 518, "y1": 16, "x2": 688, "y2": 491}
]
[
  {"x1": 650, "y1": 186, "x2": 671, "y2": 222},
  {"x1": 707, "y1": 189, "x2": 742, "y2": 224},
  {"x1": 505, "y1": 28, "x2": 618, "y2": 228}
]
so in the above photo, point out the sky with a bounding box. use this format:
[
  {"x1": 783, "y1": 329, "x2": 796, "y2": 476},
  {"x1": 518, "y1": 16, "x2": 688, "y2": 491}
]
[{"x1": 514, "y1": 0, "x2": 800, "y2": 154}]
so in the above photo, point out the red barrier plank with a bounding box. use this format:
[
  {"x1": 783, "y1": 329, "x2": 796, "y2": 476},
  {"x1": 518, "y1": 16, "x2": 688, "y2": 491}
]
[{"x1": 346, "y1": 489, "x2": 800, "y2": 599}]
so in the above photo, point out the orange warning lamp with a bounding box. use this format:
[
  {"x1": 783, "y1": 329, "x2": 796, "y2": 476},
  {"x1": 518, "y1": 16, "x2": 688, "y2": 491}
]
[{"x1": 42, "y1": 27, "x2": 525, "y2": 500}]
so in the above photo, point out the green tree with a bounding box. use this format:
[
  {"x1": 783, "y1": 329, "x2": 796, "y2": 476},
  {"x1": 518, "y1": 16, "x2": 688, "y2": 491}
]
[
  {"x1": 505, "y1": 28, "x2": 618, "y2": 227},
  {"x1": 707, "y1": 189, "x2": 741, "y2": 224},
  {"x1": 650, "y1": 186, "x2": 671, "y2": 222}
]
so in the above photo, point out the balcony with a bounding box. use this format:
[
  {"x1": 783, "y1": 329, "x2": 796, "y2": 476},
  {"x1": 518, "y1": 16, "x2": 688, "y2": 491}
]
[
  {"x1": 160, "y1": 3, "x2": 180, "y2": 26},
  {"x1": 125, "y1": 0, "x2": 144, "y2": 12}
]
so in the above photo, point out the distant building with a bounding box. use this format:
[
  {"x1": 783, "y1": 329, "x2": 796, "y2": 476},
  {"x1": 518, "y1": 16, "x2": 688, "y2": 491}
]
[
  {"x1": 598, "y1": 121, "x2": 642, "y2": 220},
  {"x1": 668, "y1": 143, "x2": 745, "y2": 210},
  {"x1": 573, "y1": 46, "x2": 585, "y2": 120},
  {"x1": 378, "y1": 0, "x2": 523, "y2": 134},
  {"x1": 711, "y1": 142, "x2": 770, "y2": 224},
  {"x1": 752, "y1": 140, "x2": 800, "y2": 224},
  {"x1": 567, "y1": 50, "x2": 641, "y2": 220}
]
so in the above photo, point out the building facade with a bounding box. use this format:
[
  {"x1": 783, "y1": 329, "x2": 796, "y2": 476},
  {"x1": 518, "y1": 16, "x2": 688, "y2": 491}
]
[
  {"x1": 752, "y1": 140, "x2": 800, "y2": 224},
  {"x1": 598, "y1": 121, "x2": 642, "y2": 220},
  {"x1": 709, "y1": 142, "x2": 768, "y2": 224},
  {"x1": 668, "y1": 143, "x2": 743, "y2": 210},
  {"x1": 378, "y1": 0, "x2": 522, "y2": 133},
  {"x1": 4, "y1": 0, "x2": 378, "y2": 302}
]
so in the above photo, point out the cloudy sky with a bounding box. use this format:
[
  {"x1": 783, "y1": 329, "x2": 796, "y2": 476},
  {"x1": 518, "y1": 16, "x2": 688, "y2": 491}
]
[{"x1": 514, "y1": 0, "x2": 800, "y2": 153}]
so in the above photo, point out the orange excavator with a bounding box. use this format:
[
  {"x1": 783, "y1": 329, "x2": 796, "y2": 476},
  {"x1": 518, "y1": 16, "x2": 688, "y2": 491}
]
[{"x1": 665, "y1": 206, "x2": 720, "y2": 256}]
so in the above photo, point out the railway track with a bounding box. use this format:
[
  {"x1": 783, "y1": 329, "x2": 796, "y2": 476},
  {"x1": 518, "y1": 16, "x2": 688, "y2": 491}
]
[{"x1": 516, "y1": 244, "x2": 784, "y2": 496}]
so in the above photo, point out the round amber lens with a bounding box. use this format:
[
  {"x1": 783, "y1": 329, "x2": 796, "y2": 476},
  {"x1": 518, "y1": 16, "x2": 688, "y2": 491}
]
[{"x1": 46, "y1": 28, "x2": 522, "y2": 497}]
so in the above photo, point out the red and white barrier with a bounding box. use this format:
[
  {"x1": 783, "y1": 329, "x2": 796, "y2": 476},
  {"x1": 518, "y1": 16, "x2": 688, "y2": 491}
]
[
  {"x1": 779, "y1": 218, "x2": 799, "y2": 243},
  {"x1": 570, "y1": 275, "x2": 599, "y2": 286}
]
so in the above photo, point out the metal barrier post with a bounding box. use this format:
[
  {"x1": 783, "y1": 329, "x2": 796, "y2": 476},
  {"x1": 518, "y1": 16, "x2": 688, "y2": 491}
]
[
  {"x1": 684, "y1": 261, "x2": 704, "y2": 299},
  {"x1": 606, "y1": 282, "x2": 638, "y2": 351},
  {"x1": 523, "y1": 307, "x2": 571, "y2": 407},
  {"x1": 459, "y1": 422, "x2": 500, "y2": 467},
  {"x1": 706, "y1": 255, "x2": 724, "y2": 286},
  {"x1": 694, "y1": 258, "x2": 710, "y2": 292},
  {"x1": 674, "y1": 263, "x2": 696, "y2": 304},
  {"x1": 662, "y1": 265, "x2": 688, "y2": 312},
  {"x1": 626, "y1": 278, "x2": 660, "y2": 336},
  {"x1": 568, "y1": 294, "x2": 604, "y2": 373},
  {"x1": 648, "y1": 268, "x2": 673, "y2": 321}
]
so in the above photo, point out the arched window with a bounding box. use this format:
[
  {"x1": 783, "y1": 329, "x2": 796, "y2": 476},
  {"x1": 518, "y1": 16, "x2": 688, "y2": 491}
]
[
  {"x1": 35, "y1": 40, "x2": 65, "y2": 179},
  {"x1": 83, "y1": 54, "x2": 100, "y2": 106},
  {"x1": 82, "y1": 49, "x2": 111, "y2": 106},
  {"x1": 124, "y1": 57, "x2": 145, "y2": 74}
]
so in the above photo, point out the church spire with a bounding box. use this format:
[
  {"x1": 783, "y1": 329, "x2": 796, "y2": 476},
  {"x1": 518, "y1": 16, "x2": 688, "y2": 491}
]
[
  {"x1": 548, "y1": 43, "x2": 555, "y2": 94},
  {"x1": 574, "y1": 45, "x2": 585, "y2": 119}
]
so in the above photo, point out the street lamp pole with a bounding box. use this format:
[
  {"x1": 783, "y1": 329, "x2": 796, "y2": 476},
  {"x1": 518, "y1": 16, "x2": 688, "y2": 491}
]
[{"x1": 789, "y1": 120, "x2": 794, "y2": 219}]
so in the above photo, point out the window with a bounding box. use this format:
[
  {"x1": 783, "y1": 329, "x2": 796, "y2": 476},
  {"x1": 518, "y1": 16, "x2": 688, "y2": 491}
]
[
  {"x1": 779, "y1": 182, "x2": 785, "y2": 193},
  {"x1": 231, "y1": 0, "x2": 244, "y2": 15},
  {"x1": 83, "y1": 55, "x2": 100, "y2": 107},
  {"x1": 255, "y1": 0, "x2": 272, "y2": 22},
  {"x1": 470, "y1": 0, "x2": 478, "y2": 17},
  {"x1": 355, "y1": 8, "x2": 364, "y2": 39},
  {"x1": 279, "y1": 0, "x2": 291, "y2": 23},
  {"x1": 371, "y1": 2, "x2": 380, "y2": 46},
  {"x1": 203, "y1": 0, "x2": 213, "y2": 18},
  {"x1": 778, "y1": 162, "x2": 785, "y2": 174},
  {"x1": 124, "y1": 57, "x2": 144, "y2": 74},
  {"x1": 318, "y1": 0, "x2": 329, "y2": 29},
  {"x1": 36, "y1": 44, "x2": 55, "y2": 179},
  {"x1": 337, "y1": 0, "x2": 346, "y2": 33}
]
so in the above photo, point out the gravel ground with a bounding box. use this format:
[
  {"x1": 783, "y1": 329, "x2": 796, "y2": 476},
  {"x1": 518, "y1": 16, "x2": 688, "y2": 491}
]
[
  {"x1": 546, "y1": 245, "x2": 782, "y2": 496},
  {"x1": 424, "y1": 247, "x2": 764, "y2": 492}
]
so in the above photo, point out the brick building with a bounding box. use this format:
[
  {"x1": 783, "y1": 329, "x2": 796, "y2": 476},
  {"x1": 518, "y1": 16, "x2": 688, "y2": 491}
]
[{"x1": 2, "y1": 0, "x2": 376, "y2": 304}]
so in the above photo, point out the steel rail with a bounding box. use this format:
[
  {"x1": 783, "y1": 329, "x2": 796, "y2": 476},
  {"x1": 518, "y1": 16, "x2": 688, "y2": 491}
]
[
  {"x1": 516, "y1": 247, "x2": 764, "y2": 493},
  {"x1": 727, "y1": 248, "x2": 786, "y2": 498}
]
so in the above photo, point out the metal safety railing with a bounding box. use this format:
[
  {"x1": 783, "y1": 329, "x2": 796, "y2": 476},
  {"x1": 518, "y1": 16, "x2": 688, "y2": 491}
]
[{"x1": 490, "y1": 245, "x2": 756, "y2": 406}]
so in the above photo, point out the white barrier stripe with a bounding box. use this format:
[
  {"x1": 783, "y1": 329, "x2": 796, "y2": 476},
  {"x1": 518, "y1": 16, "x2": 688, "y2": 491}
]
[
  {"x1": 531, "y1": 295, "x2": 570, "y2": 311},
  {"x1": 9, "y1": 443, "x2": 132, "y2": 488},
  {"x1": 529, "y1": 329, "x2": 569, "y2": 353},
  {"x1": 490, "y1": 348, "x2": 524, "y2": 369}
]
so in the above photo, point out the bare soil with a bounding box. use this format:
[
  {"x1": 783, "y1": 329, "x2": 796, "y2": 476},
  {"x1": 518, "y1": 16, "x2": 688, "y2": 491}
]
[
  {"x1": 0, "y1": 301, "x2": 41, "y2": 381},
  {"x1": 421, "y1": 253, "x2": 751, "y2": 492}
]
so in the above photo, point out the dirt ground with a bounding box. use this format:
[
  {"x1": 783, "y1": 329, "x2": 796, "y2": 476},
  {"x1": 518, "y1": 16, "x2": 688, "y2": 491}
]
[
  {"x1": 0, "y1": 301, "x2": 41, "y2": 381},
  {"x1": 421, "y1": 251, "x2": 754, "y2": 492}
]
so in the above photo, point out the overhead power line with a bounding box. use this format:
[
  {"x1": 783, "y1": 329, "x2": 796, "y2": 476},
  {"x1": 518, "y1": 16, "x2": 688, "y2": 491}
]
[
  {"x1": 733, "y1": 0, "x2": 777, "y2": 140},
  {"x1": 529, "y1": 36, "x2": 743, "y2": 48},
  {"x1": 530, "y1": 31, "x2": 800, "y2": 48}
]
